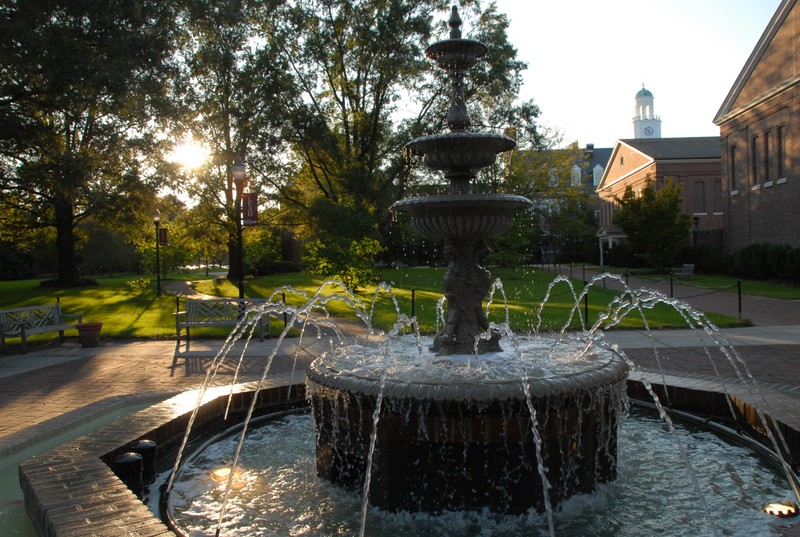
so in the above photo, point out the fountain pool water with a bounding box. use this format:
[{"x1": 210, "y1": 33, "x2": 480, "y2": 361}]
[{"x1": 166, "y1": 408, "x2": 796, "y2": 536}]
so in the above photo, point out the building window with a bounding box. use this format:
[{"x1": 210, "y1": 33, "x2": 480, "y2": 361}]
[
  {"x1": 751, "y1": 135, "x2": 759, "y2": 185},
  {"x1": 764, "y1": 130, "x2": 771, "y2": 182},
  {"x1": 729, "y1": 145, "x2": 737, "y2": 190},
  {"x1": 571, "y1": 164, "x2": 581, "y2": 187},
  {"x1": 693, "y1": 181, "x2": 706, "y2": 214},
  {"x1": 620, "y1": 156, "x2": 624, "y2": 167},
  {"x1": 592, "y1": 164, "x2": 603, "y2": 187},
  {"x1": 777, "y1": 125, "x2": 786, "y2": 178},
  {"x1": 713, "y1": 181, "x2": 723, "y2": 214}
]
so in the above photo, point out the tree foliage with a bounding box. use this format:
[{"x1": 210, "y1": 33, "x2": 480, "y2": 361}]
[
  {"x1": 0, "y1": 0, "x2": 181, "y2": 284},
  {"x1": 1, "y1": 1, "x2": 547, "y2": 283},
  {"x1": 613, "y1": 179, "x2": 691, "y2": 269},
  {"x1": 175, "y1": 0, "x2": 292, "y2": 284}
]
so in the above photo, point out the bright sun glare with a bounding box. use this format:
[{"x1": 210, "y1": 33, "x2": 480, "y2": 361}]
[{"x1": 169, "y1": 138, "x2": 210, "y2": 169}]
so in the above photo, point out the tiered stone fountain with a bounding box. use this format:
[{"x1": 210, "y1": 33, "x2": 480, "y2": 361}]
[{"x1": 306, "y1": 6, "x2": 629, "y2": 514}]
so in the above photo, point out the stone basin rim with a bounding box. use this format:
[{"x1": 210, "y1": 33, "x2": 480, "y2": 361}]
[
  {"x1": 306, "y1": 352, "x2": 630, "y2": 402},
  {"x1": 391, "y1": 192, "x2": 532, "y2": 212},
  {"x1": 405, "y1": 131, "x2": 515, "y2": 154}
]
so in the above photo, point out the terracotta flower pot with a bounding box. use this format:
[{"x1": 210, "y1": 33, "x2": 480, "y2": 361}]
[{"x1": 77, "y1": 322, "x2": 103, "y2": 347}]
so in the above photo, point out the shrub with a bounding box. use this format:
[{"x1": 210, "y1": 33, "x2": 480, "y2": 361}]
[{"x1": 127, "y1": 278, "x2": 151, "y2": 294}]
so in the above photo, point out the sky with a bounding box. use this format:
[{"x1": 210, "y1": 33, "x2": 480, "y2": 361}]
[{"x1": 492, "y1": 0, "x2": 783, "y2": 148}]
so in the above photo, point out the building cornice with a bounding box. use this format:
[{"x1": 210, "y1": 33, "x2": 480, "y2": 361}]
[{"x1": 714, "y1": 74, "x2": 800, "y2": 126}]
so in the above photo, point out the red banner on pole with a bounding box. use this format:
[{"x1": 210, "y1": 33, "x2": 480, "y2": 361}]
[
  {"x1": 243, "y1": 193, "x2": 258, "y2": 226},
  {"x1": 158, "y1": 227, "x2": 168, "y2": 246}
]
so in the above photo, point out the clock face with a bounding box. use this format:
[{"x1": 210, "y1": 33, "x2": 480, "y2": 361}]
[{"x1": 644, "y1": 126, "x2": 654, "y2": 136}]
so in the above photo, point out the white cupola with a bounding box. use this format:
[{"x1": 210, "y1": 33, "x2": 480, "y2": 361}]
[{"x1": 633, "y1": 85, "x2": 661, "y2": 138}]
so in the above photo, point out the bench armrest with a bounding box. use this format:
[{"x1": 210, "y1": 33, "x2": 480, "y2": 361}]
[{"x1": 62, "y1": 312, "x2": 84, "y2": 324}]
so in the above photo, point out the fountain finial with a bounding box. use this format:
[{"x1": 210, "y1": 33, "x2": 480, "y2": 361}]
[{"x1": 449, "y1": 6, "x2": 462, "y2": 39}]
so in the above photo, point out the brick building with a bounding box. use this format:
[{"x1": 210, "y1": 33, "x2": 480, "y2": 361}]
[
  {"x1": 595, "y1": 137, "x2": 722, "y2": 264},
  {"x1": 714, "y1": 0, "x2": 800, "y2": 250}
]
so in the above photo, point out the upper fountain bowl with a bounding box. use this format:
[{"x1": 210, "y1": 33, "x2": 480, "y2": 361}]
[
  {"x1": 406, "y1": 131, "x2": 516, "y2": 174},
  {"x1": 425, "y1": 38, "x2": 487, "y2": 70}
]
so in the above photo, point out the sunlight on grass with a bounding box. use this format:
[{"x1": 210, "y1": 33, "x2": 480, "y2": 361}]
[{"x1": 0, "y1": 267, "x2": 751, "y2": 344}]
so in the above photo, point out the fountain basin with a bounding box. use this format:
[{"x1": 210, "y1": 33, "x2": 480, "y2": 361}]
[
  {"x1": 306, "y1": 338, "x2": 629, "y2": 514},
  {"x1": 391, "y1": 193, "x2": 531, "y2": 240}
]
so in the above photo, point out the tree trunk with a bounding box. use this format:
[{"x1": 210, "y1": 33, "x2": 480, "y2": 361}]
[{"x1": 54, "y1": 195, "x2": 80, "y2": 285}]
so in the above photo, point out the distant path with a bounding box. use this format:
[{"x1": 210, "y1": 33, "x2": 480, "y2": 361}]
[
  {"x1": 163, "y1": 279, "x2": 217, "y2": 299},
  {"x1": 539, "y1": 265, "x2": 800, "y2": 326}
]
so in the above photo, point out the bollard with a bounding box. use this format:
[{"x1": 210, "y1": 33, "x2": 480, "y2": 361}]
[
  {"x1": 583, "y1": 281, "x2": 589, "y2": 324},
  {"x1": 282, "y1": 292, "x2": 288, "y2": 328},
  {"x1": 113, "y1": 452, "x2": 144, "y2": 498},
  {"x1": 129, "y1": 439, "x2": 157, "y2": 485},
  {"x1": 738, "y1": 280, "x2": 742, "y2": 319}
]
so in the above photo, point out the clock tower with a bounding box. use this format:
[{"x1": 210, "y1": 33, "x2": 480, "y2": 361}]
[{"x1": 633, "y1": 85, "x2": 661, "y2": 138}]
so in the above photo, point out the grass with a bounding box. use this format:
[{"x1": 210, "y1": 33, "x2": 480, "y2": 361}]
[
  {"x1": 0, "y1": 266, "x2": 758, "y2": 349},
  {"x1": 196, "y1": 267, "x2": 748, "y2": 334}
]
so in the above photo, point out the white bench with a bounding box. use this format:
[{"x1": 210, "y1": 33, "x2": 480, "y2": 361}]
[
  {"x1": 175, "y1": 298, "x2": 270, "y2": 344},
  {"x1": 0, "y1": 302, "x2": 84, "y2": 353}
]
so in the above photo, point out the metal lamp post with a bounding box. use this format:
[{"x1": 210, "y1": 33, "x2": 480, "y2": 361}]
[
  {"x1": 153, "y1": 213, "x2": 162, "y2": 296},
  {"x1": 232, "y1": 156, "x2": 246, "y2": 298}
]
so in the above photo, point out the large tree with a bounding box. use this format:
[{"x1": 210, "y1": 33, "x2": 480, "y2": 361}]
[
  {"x1": 175, "y1": 0, "x2": 291, "y2": 285},
  {"x1": 0, "y1": 0, "x2": 182, "y2": 284}
]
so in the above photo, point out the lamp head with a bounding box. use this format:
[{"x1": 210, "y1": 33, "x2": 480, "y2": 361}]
[{"x1": 232, "y1": 156, "x2": 246, "y2": 186}]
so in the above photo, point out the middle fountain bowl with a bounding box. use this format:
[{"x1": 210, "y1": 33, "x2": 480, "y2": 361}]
[{"x1": 392, "y1": 192, "x2": 531, "y2": 241}]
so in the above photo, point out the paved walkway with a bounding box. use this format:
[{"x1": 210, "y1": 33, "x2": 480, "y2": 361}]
[{"x1": 1, "y1": 275, "x2": 799, "y2": 535}]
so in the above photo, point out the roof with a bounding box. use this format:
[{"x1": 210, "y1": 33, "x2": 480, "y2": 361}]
[
  {"x1": 617, "y1": 137, "x2": 720, "y2": 160},
  {"x1": 595, "y1": 137, "x2": 720, "y2": 192},
  {"x1": 585, "y1": 147, "x2": 613, "y2": 170},
  {"x1": 714, "y1": 0, "x2": 796, "y2": 124},
  {"x1": 636, "y1": 87, "x2": 653, "y2": 99}
]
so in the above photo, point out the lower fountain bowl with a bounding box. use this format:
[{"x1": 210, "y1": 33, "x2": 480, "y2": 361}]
[{"x1": 306, "y1": 344, "x2": 629, "y2": 514}]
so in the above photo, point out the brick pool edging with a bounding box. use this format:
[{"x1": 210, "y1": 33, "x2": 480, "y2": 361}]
[{"x1": 19, "y1": 377, "x2": 307, "y2": 537}]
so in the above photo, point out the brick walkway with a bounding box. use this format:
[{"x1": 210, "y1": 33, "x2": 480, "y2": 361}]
[{"x1": 0, "y1": 339, "x2": 325, "y2": 456}]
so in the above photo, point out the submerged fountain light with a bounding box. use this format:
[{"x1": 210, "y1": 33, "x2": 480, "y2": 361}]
[{"x1": 763, "y1": 500, "x2": 799, "y2": 517}]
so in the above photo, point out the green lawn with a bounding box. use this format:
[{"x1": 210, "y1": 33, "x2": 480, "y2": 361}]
[
  {"x1": 0, "y1": 267, "x2": 752, "y2": 348},
  {"x1": 197, "y1": 267, "x2": 748, "y2": 334}
]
